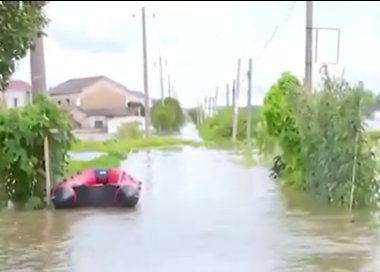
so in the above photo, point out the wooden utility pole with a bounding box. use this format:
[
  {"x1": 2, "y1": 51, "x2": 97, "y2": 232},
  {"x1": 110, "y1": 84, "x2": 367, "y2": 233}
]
[
  {"x1": 226, "y1": 83, "x2": 230, "y2": 107},
  {"x1": 232, "y1": 59, "x2": 241, "y2": 142},
  {"x1": 141, "y1": 4, "x2": 151, "y2": 137},
  {"x1": 305, "y1": 1, "x2": 313, "y2": 92},
  {"x1": 246, "y1": 58, "x2": 253, "y2": 143},
  {"x1": 30, "y1": 35, "x2": 51, "y2": 206}
]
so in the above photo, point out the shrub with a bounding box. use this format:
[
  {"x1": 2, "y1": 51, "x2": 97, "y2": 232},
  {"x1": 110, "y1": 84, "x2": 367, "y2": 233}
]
[
  {"x1": 0, "y1": 94, "x2": 74, "y2": 208},
  {"x1": 199, "y1": 107, "x2": 259, "y2": 143},
  {"x1": 150, "y1": 97, "x2": 185, "y2": 133},
  {"x1": 114, "y1": 122, "x2": 143, "y2": 140},
  {"x1": 259, "y1": 70, "x2": 379, "y2": 209}
]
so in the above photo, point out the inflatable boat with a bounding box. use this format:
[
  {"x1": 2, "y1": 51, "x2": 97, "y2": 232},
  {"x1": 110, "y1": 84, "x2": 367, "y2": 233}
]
[{"x1": 51, "y1": 168, "x2": 142, "y2": 209}]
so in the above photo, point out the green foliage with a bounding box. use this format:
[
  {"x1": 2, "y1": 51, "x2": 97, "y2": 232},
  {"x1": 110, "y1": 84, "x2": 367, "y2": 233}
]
[
  {"x1": 259, "y1": 70, "x2": 379, "y2": 209},
  {"x1": 368, "y1": 130, "x2": 380, "y2": 143},
  {"x1": 188, "y1": 107, "x2": 204, "y2": 126},
  {"x1": 198, "y1": 105, "x2": 259, "y2": 143},
  {"x1": 0, "y1": 1, "x2": 49, "y2": 91},
  {"x1": 0, "y1": 94, "x2": 74, "y2": 207},
  {"x1": 66, "y1": 152, "x2": 126, "y2": 175},
  {"x1": 114, "y1": 122, "x2": 143, "y2": 140},
  {"x1": 150, "y1": 97, "x2": 185, "y2": 133}
]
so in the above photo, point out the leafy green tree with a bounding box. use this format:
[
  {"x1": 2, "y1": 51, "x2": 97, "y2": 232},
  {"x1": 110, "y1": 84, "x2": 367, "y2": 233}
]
[
  {"x1": 0, "y1": 1, "x2": 49, "y2": 91},
  {"x1": 150, "y1": 97, "x2": 185, "y2": 133}
]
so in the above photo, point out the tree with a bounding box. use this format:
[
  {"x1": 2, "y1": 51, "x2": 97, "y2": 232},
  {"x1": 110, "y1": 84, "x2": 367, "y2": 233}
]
[
  {"x1": 0, "y1": 1, "x2": 49, "y2": 91},
  {"x1": 150, "y1": 97, "x2": 185, "y2": 133}
]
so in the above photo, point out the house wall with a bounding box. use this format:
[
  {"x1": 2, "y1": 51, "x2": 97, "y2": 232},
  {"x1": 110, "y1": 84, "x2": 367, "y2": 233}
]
[
  {"x1": 5, "y1": 90, "x2": 30, "y2": 108},
  {"x1": 108, "y1": 116, "x2": 153, "y2": 134},
  {"x1": 80, "y1": 79, "x2": 127, "y2": 110},
  {"x1": 50, "y1": 93, "x2": 79, "y2": 111},
  {"x1": 82, "y1": 115, "x2": 108, "y2": 130}
]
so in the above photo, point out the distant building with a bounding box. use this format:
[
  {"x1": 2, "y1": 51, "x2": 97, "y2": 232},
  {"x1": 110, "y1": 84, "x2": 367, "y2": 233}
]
[
  {"x1": 4, "y1": 80, "x2": 31, "y2": 108},
  {"x1": 49, "y1": 75, "x2": 150, "y2": 131}
]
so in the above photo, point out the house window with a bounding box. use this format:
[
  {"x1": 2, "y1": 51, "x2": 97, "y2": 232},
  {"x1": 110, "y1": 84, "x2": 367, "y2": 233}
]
[
  {"x1": 13, "y1": 98, "x2": 18, "y2": 107},
  {"x1": 94, "y1": 120, "x2": 103, "y2": 128},
  {"x1": 66, "y1": 99, "x2": 70, "y2": 104}
]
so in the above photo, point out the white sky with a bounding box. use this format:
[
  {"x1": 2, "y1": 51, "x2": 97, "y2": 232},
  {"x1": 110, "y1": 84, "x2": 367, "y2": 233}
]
[{"x1": 12, "y1": 1, "x2": 380, "y2": 107}]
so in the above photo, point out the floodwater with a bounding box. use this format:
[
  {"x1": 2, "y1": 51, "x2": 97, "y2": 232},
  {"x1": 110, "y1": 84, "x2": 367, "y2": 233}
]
[{"x1": 1, "y1": 125, "x2": 380, "y2": 272}]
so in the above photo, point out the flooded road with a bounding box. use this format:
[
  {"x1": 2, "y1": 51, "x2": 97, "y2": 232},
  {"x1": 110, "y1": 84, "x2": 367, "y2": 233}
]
[{"x1": 1, "y1": 126, "x2": 380, "y2": 271}]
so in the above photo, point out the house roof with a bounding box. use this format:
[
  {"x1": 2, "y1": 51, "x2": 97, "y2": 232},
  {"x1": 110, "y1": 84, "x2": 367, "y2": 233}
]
[
  {"x1": 6, "y1": 80, "x2": 31, "y2": 92},
  {"x1": 49, "y1": 75, "x2": 145, "y2": 98},
  {"x1": 78, "y1": 107, "x2": 140, "y2": 118}
]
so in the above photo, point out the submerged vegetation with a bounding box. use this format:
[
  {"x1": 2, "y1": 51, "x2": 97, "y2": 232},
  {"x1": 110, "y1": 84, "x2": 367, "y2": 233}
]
[
  {"x1": 198, "y1": 107, "x2": 259, "y2": 145},
  {"x1": 258, "y1": 70, "x2": 379, "y2": 209}
]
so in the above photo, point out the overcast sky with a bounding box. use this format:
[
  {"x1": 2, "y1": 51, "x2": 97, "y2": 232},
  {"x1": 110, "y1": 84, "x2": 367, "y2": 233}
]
[{"x1": 12, "y1": 1, "x2": 380, "y2": 107}]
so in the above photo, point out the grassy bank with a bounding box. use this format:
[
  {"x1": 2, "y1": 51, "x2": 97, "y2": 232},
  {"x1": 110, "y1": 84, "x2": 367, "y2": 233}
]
[
  {"x1": 71, "y1": 137, "x2": 203, "y2": 153},
  {"x1": 65, "y1": 152, "x2": 126, "y2": 175}
]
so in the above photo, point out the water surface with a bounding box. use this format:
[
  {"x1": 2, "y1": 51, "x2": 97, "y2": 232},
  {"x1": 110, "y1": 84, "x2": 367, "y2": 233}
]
[{"x1": 0, "y1": 126, "x2": 379, "y2": 272}]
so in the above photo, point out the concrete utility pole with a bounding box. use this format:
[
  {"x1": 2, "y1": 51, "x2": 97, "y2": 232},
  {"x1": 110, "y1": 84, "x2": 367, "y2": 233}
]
[
  {"x1": 305, "y1": 1, "x2": 313, "y2": 92},
  {"x1": 208, "y1": 96, "x2": 213, "y2": 117},
  {"x1": 246, "y1": 58, "x2": 253, "y2": 143},
  {"x1": 232, "y1": 58, "x2": 241, "y2": 142},
  {"x1": 30, "y1": 35, "x2": 51, "y2": 206},
  {"x1": 226, "y1": 83, "x2": 230, "y2": 107},
  {"x1": 204, "y1": 96, "x2": 208, "y2": 118},
  {"x1": 167, "y1": 74, "x2": 171, "y2": 97},
  {"x1": 231, "y1": 80, "x2": 236, "y2": 112},
  {"x1": 30, "y1": 36, "x2": 47, "y2": 94},
  {"x1": 159, "y1": 55, "x2": 165, "y2": 101},
  {"x1": 213, "y1": 86, "x2": 219, "y2": 115},
  {"x1": 141, "y1": 4, "x2": 151, "y2": 137}
]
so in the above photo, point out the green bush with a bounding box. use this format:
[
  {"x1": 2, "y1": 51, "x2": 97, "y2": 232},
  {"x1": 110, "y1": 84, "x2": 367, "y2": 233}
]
[
  {"x1": 114, "y1": 122, "x2": 143, "y2": 140},
  {"x1": 368, "y1": 130, "x2": 380, "y2": 143},
  {"x1": 150, "y1": 97, "x2": 185, "y2": 133},
  {"x1": 199, "y1": 107, "x2": 259, "y2": 143},
  {"x1": 0, "y1": 94, "x2": 74, "y2": 208},
  {"x1": 188, "y1": 107, "x2": 204, "y2": 126},
  {"x1": 259, "y1": 70, "x2": 379, "y2": 209}
]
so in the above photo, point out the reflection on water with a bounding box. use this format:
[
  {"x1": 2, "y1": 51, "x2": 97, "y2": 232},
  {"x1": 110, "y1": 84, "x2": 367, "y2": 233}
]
[{"x1": 0, "y1": 147, "x2": 380, "y2": 271}]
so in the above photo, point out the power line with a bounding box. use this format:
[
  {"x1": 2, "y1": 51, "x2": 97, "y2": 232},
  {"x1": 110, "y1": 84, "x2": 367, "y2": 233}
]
[{"x1": 238, "y1": 1, "x2": 298, "y2": 89}]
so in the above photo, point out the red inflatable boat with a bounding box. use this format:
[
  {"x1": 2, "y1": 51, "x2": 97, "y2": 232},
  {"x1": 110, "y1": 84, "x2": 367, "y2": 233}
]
[{"x1": 51, "y1": 168, "x2": 142, "y2": 209}]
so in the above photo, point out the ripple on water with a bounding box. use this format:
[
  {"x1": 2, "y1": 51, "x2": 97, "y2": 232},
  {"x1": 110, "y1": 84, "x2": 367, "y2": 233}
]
[{"x1": 0, "y1": 146, "x2": 379, "y2": 272}]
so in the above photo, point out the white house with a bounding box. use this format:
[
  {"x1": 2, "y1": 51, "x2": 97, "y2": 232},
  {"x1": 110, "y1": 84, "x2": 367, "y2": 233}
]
[{"x1": 4, "y1": 80, "x2": 31, "y2": 108}]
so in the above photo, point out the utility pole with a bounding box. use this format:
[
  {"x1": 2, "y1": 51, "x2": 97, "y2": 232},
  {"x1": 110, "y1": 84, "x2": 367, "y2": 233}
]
[
  {"x1": 141, "y1": 4, "x2": 151, "y2": 137},
  {"x1": 232, "y1": 59, "x2": 241, "y2": 142},
  {"x1": 30, "y1": 35, "x2": 51, "y2": 206},
  {"x1": 30, "y1": 36, "x2": 47, "y2": 94},
  {"x1": 213, "y1": 86, "x2": 219, "y2": 115},
  {"x1": 196, "y1": 99, "x2": 201, "y2": 126},
  {"x1": 204, "y1": 96, "x2": 208, "y2": 118},
  {"x1": 226, "y1": 83, "x2": 230, "y2": 107},
  {"x1": 208, "y1": 96, "x2": 213, "y2": 117},
  {"x1": 246, "y1": 58, "x2": 253, "y2": 143},
  {"x1": 158, "y1": 54, "x2": 165, "y2": 101},
  {"x1": 305, "y1": 1, "x2": 313, "y2": 92},
  {"x1": 167, "y1": 74, "x2": 171, "y2": 97},
  {"x1": 231, "y1": 80, "x2": 236, "y2": 113}
]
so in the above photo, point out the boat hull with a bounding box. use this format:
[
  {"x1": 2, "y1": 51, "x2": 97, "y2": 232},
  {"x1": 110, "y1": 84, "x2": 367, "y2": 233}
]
[{"x1": 51, "y1": 169, "x2": 141, "y2": 209}]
